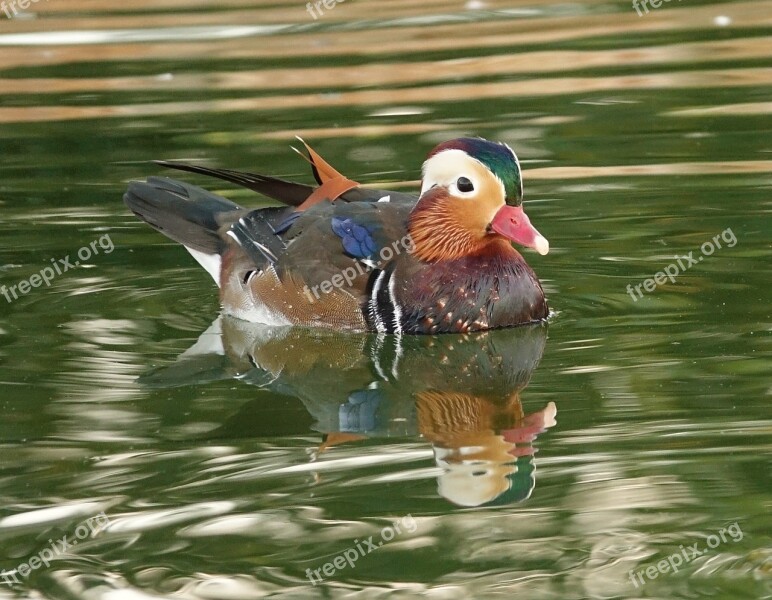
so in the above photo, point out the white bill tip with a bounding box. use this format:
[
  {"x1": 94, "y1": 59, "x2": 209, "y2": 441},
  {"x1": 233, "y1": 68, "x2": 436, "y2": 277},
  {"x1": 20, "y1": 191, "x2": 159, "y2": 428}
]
[{"x1": 533, "y1": 235, "x2": 550, "y2": 256}]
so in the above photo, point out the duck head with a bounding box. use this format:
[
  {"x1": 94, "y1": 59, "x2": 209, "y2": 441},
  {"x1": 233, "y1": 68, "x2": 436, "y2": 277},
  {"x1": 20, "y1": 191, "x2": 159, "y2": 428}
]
[{"x1": 408, "y1": 137, "x2": 549, "y2": 262}]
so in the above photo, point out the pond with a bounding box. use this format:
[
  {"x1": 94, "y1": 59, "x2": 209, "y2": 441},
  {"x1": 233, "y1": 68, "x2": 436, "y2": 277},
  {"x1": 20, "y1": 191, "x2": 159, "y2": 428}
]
[{"x1": 0, "y1": 0, "x2": 769, "y2": 598}]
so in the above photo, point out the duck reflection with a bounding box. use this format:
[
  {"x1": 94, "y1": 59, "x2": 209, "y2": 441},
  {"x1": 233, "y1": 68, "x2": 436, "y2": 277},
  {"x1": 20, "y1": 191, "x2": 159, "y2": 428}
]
[{"x1": 144, "y1": 316, "x2": 556, "y2": 506}]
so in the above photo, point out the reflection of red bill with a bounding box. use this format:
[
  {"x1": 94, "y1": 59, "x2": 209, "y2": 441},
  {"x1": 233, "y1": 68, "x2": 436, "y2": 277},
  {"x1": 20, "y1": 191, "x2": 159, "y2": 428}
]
[
  {"x1": 490, "y1": 205, "x2": 549, "y2": 255},
  {"x1": 502, "y1": 401, "x2": 557, "y2": 448}
]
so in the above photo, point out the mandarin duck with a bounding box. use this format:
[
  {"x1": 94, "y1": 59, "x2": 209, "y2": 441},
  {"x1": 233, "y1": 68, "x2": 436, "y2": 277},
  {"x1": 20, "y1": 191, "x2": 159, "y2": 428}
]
[{"x1": 124, "y1": 137, "x2": 549, "y2": 334}]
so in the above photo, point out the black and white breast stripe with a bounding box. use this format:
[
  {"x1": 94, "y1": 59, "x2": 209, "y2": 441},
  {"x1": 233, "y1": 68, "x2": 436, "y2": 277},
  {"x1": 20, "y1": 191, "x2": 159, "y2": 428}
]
[{"x1": 365, "y1": 265, "x2": 404, "y2": 334}]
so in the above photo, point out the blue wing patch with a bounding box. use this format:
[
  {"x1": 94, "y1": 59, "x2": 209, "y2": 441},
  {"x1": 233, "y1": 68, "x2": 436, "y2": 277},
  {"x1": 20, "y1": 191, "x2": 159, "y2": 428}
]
[
  {"x1": 339, "y1": 389, "x2": 381, "y2": 432},
  {"x1": 331, "y1": 217, "x2": 378, "y2": 258}
]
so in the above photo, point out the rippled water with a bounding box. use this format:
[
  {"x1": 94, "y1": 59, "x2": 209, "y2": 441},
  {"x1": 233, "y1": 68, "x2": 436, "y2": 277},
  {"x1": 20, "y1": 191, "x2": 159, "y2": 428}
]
[{"x1": 0, "y1": 1, "x2": 770, "y2": 598}]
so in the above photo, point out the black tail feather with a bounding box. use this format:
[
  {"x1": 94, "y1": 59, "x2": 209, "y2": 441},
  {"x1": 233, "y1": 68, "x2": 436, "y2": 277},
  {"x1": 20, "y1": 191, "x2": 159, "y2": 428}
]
[
  {"x1": 154, "y1": 161, "x2": 313, "y2": 207},
  {"x1": 123, "y1": 177, "x2": 244, "y2": 255}
]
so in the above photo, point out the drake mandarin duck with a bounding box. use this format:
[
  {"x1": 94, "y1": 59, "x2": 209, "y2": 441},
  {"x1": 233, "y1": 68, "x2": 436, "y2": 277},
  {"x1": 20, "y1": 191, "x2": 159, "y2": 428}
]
[{"x1": 124, "y1": 137, "x2": 550, "y2": 334}]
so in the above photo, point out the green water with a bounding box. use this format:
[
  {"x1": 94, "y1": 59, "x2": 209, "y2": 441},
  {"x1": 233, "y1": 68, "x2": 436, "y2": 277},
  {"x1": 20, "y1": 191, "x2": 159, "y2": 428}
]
[{"x1": 0, "y1": 1, "x2": 770, "y2": 598}]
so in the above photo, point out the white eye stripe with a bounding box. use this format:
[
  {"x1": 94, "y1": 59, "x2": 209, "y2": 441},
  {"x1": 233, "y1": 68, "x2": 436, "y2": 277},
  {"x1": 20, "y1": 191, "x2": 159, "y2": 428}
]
[
  {"x1": 420, "y1": 146, "x2": 514, "y2": 203},
  {"x1": 421, "y1": 149, "x2": 478, "y2": 194},
  {"x1": 420, "y1": 149, "x2": 493, "y2": 198}
]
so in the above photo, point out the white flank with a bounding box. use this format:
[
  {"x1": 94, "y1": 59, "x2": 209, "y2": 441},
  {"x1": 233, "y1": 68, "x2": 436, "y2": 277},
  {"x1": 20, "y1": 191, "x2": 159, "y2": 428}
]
[
  {"x1": 225, "y1": 303, "x2": 293, "y2": 326},
  {"x1": 185, "y1": 247, "x2": 222, "y2": 287},
  {"x1": 224, "y1": 266, "x2": 293, "y2": 327}
]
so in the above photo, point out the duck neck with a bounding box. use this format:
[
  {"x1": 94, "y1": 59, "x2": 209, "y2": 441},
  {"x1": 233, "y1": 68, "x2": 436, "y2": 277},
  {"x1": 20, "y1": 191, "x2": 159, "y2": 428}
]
[{"x1": 408, "y1": 193, "x2": 511, "y2": 263}]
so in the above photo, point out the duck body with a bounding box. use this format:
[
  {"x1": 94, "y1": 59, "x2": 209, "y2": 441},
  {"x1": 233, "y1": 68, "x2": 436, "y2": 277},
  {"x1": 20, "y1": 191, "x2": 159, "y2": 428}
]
[
  {"x1": 388, "y1": 242, "x2": 546, "y2": 334},
  {"x1": 124, "y1": 138, "x2": 549, "y2": 334}
]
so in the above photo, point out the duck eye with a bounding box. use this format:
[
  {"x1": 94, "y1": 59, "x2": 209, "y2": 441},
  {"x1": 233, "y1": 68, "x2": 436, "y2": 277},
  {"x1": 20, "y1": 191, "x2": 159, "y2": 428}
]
[{"x1": 456, "y1": 177, "x2": 474, "y2": 193}]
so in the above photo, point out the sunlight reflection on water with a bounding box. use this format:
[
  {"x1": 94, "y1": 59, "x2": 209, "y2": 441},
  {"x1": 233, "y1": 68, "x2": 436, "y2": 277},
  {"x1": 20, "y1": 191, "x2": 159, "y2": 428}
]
[{"x1": 0, "y1": 0, "x2": 769, "y2": 597}]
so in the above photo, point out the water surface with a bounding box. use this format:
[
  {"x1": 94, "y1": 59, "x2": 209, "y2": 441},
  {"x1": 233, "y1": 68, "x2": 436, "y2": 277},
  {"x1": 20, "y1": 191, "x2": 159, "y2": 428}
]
[{"x1": 0, "y1": 1, "x2": 770, "y2": 598}]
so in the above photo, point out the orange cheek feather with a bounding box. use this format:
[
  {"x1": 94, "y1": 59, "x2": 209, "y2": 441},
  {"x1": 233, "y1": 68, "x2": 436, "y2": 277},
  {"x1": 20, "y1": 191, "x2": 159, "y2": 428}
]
[{"x1": 408, "y1": 165, "x2": 508, "y2": 262}]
